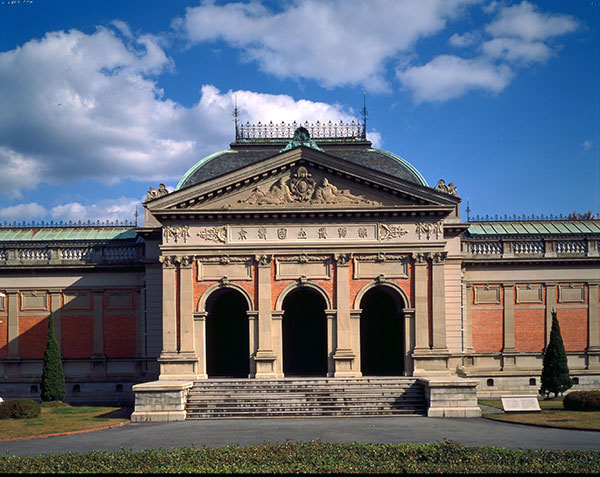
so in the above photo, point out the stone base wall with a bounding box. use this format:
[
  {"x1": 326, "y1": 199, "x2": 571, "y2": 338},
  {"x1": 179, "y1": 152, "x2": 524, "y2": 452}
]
[
  {"x1": 418, "y1": 377, "x2": 481, "y2": 418},
  {"x1": 131, "y1": 380, "x2": 193, "y2": 422}
]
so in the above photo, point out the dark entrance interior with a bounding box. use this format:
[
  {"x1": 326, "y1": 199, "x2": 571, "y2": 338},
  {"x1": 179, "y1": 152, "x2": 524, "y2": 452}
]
[
  {"x1": 282, "y1": 288, "x2": 327, "y2": 376},
  {"x1": 205, "y1": 288, "x2": 249, "y2": 378},
  {"x1": 360, "y1": 287, "x2": 404, "y2": 376}
]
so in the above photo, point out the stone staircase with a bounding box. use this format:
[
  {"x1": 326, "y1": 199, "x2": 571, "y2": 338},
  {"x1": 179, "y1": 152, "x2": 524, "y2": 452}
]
[{"x1": 185, "y1": 377, "x2": 426, "y2": 419}]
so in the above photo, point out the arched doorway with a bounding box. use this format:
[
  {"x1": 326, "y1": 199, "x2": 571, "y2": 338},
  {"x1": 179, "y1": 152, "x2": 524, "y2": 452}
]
[
  {"x1": 282, "y1": 288, "x2": 327, "y2": 376},
  {"x1": 205, "y1": 288, "x2": 250, "y2": 378},
  {"x1": 359, "y1": 286, "x2": 404, "y2": 376}
]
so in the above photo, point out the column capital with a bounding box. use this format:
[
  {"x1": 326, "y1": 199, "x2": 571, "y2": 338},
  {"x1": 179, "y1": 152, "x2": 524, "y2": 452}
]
[
  {"x1": 412, "y1": 252, "x2": 430, "y2": 264},
  {"x1": 179, "y1": 255, "x2": 194, "y2": 268},
  {"x1": 159, "y1": 254, "x2": 177, "y2": 269},
  {"x1": 255, "y1": 254, "x2": 273, "y2": 267},
  {"x1": 431, "y1": 251, "x2": 447, "y2": 264},
  {"x1": 334, "y1": 253, "x2": 351, "y2": 266}
]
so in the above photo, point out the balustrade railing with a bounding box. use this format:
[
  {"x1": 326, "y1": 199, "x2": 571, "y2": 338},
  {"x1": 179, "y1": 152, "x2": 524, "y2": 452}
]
[
  {"x1": 236, "y1": 120, "x2": 365, "y2": 140},
  {"x1": 464, "y1": 238, "x2": 597, "y2": 259},
  {"x1": 19, "y1": 248, "x2": 50, "y2": 261},
  {"x1": 513, "y1": 241, "x2": 544, "y2": 255},
  {"x1": 555, "y1": 240, "x2": 587, "y2": 254},
  {"x1": 468, "y1": 241, "x2": 502, "y2": 255},
  {"x1": 0, "y1": 245, "x2": 141, "y2": 265}
]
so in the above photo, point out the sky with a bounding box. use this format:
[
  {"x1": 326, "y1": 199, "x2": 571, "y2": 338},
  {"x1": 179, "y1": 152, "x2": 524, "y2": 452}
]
[{"x1": 0, "y1": 0, "x2": 598, "y2": 225}]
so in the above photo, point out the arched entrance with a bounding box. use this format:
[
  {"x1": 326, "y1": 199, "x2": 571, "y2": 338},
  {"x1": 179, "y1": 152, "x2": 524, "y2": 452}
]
[
  {"x1": 205, "y1": 288, "x2": 250, "y2": 378},
  {"x1": 282, "y1": 288, "x2": 328, "y2": 376},
  {"x1": 359, "y1": 286, "x2": 404, "y2": 376}
]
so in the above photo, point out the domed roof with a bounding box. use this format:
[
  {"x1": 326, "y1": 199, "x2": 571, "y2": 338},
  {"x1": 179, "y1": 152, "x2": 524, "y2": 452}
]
[{"x1": 175, "y1": 127, "x2": 428, "y2": 191}]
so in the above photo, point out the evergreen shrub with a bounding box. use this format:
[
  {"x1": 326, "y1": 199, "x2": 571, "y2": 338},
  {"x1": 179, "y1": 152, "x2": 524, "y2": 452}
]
[
  {"x1": 563, "y1": 391, "x2": 600, "y2": 411},
  {"x1": 40, "y1": 313, "x2": 66, "y2": 402},
  {"x1": 540, "y1": 310, "x2": 573, "y2": 397},
  {"x1": 0, "y1": 398, "x2": 41, "y2": 419}
]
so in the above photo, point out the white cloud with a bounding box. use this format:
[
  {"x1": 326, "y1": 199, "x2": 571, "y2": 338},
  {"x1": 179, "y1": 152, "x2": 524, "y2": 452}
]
[
  {"x1": 0, "y1": 202, "x2": 48, "y2": 221},
  {"x1": 397, "y1": 55, "x2": 513, "y2": 103},
  {"x1": 449, "y1": 32, "x2": 479, "y2": 48},
  {"x1": 175, "y1": 0, "x2": 480, "y2": 90},
  {"x1": 481, "y1": 37, "x2": 552, "y2": 64},
  {"x1": 399, "y1": 1, "x2": 579, "y2": 103},
  {"x1": 0, "y1": 27, "x2": 362, "y2": 199},
  {"x1": 50, "y1": 196, "x2": 141, "y2": 223},
  {"x1": 486, "y1": 1, "x2": 579, "y2": 42}
]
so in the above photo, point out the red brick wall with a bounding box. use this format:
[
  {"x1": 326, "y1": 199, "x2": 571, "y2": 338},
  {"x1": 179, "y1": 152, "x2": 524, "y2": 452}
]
[
  {"x1": 556, "y1": 308, "x2": 588, "y2": 352},
  {"x1": 61, "y1": 315, "x2": 93, "y2": 359},
  {"x1": 103, "y1": 314, "x2": 136, "y2": 358},
  {"x1": 514, "y1": 309, "x2": 545, "y2": 352},
  {"x1": 19, "y1": 315, "x2": 48, "y2": 359},
  {"x1": 471, "y1": 286, "x2": 503, "y2": 353}
]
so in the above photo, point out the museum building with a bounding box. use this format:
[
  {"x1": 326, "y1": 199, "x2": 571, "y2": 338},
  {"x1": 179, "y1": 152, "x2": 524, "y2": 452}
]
[{"x1": 0, "y1": 121, "x2": 598, "y2": 418}]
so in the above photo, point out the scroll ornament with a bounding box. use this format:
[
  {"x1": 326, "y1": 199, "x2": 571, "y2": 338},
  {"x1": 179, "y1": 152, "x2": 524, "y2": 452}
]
[
  {"x1": 196, "y1": 226, "x2": 227, "y2": 244},
  {"x1": 378, "y1": 224, "x2": 408, "y2": 241}
]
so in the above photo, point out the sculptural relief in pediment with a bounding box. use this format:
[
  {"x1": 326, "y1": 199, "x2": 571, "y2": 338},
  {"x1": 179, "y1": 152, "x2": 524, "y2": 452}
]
[{"x1": 230, "y1": 166, "x2": 381, "y2": 208}]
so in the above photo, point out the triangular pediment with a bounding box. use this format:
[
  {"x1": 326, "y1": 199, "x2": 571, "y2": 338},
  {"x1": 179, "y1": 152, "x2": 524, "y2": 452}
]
[{"x1": 146, "y1": 146, "x2": 459, "y2": 215}]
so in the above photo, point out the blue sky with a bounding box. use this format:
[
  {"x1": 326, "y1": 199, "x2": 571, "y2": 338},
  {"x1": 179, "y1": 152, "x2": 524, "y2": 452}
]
[{"x1": 0, "y1": 0, "x2": 597, "y2": 224}]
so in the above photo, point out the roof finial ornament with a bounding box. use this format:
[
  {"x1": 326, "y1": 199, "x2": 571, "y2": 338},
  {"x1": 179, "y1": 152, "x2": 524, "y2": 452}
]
[
  {"x1": 361, "y1": 91, "x2": 368, "y2": 139},
  {"x1": 233, "y1": 95, "x2": 239, "y2": 140}
]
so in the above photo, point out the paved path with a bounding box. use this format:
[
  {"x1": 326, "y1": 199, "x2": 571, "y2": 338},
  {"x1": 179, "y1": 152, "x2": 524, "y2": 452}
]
[{"x1": 1, "y1": 416, "x2": 599, "y2": 457}]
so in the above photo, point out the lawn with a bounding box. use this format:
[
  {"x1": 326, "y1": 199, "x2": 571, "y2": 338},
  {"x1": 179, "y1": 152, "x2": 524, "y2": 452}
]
[
  {"x1": 480, "y1": 398, "x2": 600, "y2": 431},
  {"x1": 0, "y1": 401, "x2": 130, "y2": 440}
]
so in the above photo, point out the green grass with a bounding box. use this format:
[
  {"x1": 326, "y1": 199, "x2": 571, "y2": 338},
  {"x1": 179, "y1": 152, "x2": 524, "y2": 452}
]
[
  {"x1": 0, "y1": 402, "x2": 130, "y2": 439},
  {"x1": 479, "y1": 398, "x2": 600, "y2": 430},
  {"x1": 1, "y1": 441, "x2": 599, "y2": 473}
]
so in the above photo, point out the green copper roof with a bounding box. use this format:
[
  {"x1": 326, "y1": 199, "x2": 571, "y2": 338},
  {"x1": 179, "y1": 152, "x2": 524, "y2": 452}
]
[
  {"x1": 175, "y1": 150, "x2": 236, "y2": 191},
  {"x1": 0, "y1": 227, "x2": 138, "y2": 242},
  {"x1": 368, "y1": 149, "x2": 429, "y2": 187},
  {"x1": 467, "y1": 221, "x2": 600, "y2": 236}
]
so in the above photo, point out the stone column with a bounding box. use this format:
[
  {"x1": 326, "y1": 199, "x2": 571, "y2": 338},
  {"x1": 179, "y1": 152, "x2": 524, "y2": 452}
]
[
  {"x1": 464, "y1": 284, "x2": 474, "y2": 353},
  {"x1": 254, "y1": 254, "x2": 276, "y2": 378},
  {"x1": 91, "y1": 290, "x2": 106, "y2": 377},
  {"x1": 247, "y1": 310, "x2": 258, "y2": 378},
  {"x1": 271, "y1": 310, "x2": 284, "y2": 378},
  {"x1": 7, "y1": 292, "x2": 19, "y2": 358},
  {"x1": 50, "y1": 292, "x2": 62, "y2": 349},
  {"x1": 160, "y1": 255, "x2": 177, "y2": 355},
  {"x1": 333, "y1": 253, "x2": 358, "y2": 377},
  {"x1": 502, "y1": 284, "x2": 517, "y2": 369},
  {"x1": 413, "y1": 252, "x2": 429, "y2": 351},
  {"x1": 193, "y1": 311, "x2": 208, "y2": 379},
  {"x1": 178, "y1": 256, "x2": 195, "y2": 354},
  {"x1": 588, "y1": 283, "x2": 600, "y2": 370},
  {"x1": 431, "y1": 252, "x2": 448, "y2": 351},
  {"x1": 545, "y1": 284, "x2": 556, "y2": 346},
  {"x1": 403, "y1": 308, "x2": 415, "y2": 376}
]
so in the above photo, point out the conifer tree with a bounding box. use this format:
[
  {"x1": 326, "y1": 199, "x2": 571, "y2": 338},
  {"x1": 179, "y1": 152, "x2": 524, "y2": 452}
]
[
  {"x1": 40, "y1": 313, "x2": 66, "y2": 402},
  {"x1": 539, "y1": 310, "x2": 573, "y2": 398}
]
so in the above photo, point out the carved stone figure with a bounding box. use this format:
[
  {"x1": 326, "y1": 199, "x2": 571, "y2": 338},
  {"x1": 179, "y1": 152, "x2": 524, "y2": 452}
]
[
  {"x1": 237, "y1": 167, "x2": 381, "y2": 207},
  {"x1": 435, "y1": 179, "x2": 458, "y2": 197},
  {"x1": 146, "y1": 183, "x2": 169, "y2": 201}
]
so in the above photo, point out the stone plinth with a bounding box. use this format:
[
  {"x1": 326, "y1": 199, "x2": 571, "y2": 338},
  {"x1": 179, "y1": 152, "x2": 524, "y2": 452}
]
[
  {"x1": 418, "y1": 377, "x2": 481, "y2": 418},
  {"x1": 131, "y1": 380, "x2": 193, "y2": 422}
]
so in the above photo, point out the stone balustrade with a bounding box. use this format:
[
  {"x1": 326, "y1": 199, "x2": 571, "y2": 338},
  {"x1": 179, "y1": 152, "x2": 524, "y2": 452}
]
[
  {"x1": 463, "y1": 238, "x2": 599, "y2": 259},
  {"x1": 0, "y1": 244, "x2": 143, "y2": 266}
]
